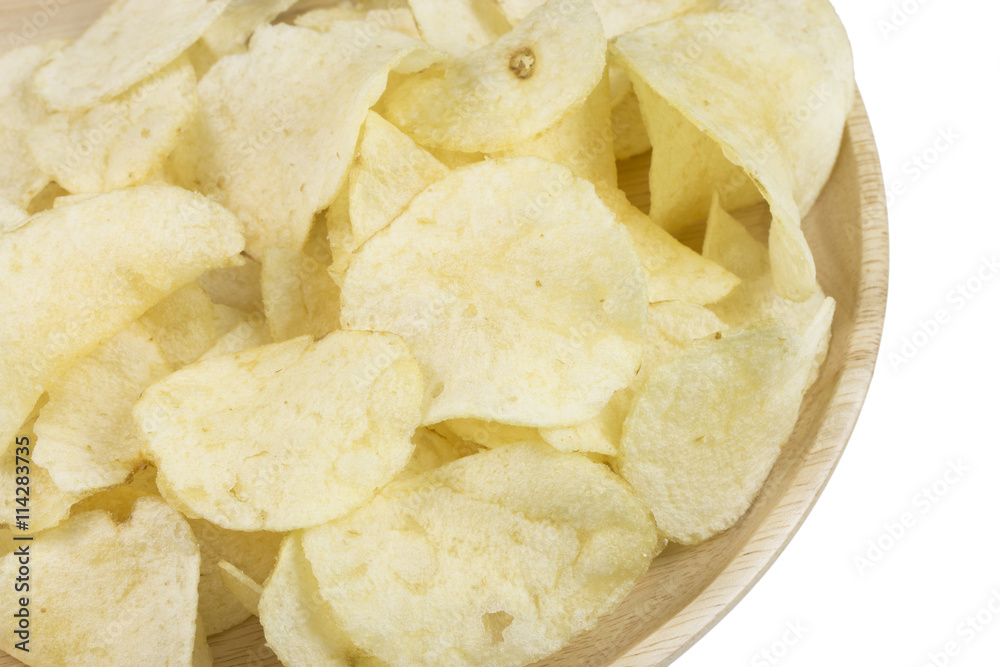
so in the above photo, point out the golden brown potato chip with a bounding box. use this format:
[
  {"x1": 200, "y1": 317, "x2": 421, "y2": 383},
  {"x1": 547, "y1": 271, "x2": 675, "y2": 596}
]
[
  {"x1": 0, "y1": 498, "x2": 201, "y2": 664},
  {"x1": 0, "y1": 43, "x2": 60, "y2": 207},
  {"x1": 617, "y1": 315, "x2": 829, "y2": 545},
  {"x1": 28, "y1": 56, "x2": 198, "y2": 194},
  {"x1": 136, "y1": 331, "x2": 422, "y2": 531},
  {"x1": 350, "y1": 112, "x2": 450, "y2": 248},
  {"x1": 32, "y1": 322, "x2": 170, "y2": 496},
  {"x1": 261, "y1": 223, "x2": 342, "y2": 342},
  {"x1": 140, "y1": 282, "x2": 218, "y2": 368},
  {"x1": 408, "y1": 0, "x2": 510, "y2": 55},
  {"x1": 186, "y1": 22, "x2": 442, "y2": 258},
  {"x1": 597, "y1": 185, "x2": 739, "y2": 304},
  {"x1": 32, "y1": 0, "x2": 228, "y2": 112},
  {"x1": 494, "y1": 70, "x2": 617, "y2": 189},
  {"x1": 0, "y1": 185, "x2": 244, "y2": 457},
  {"x1": 340, "y1": 157, "x2": 646, "y2": 427},
  {"x1": 382, "y1": 0, "x2": 606, "y2": 153},
  {"x1": 301, "y1": 443, "x2": 658, "y2": 666}
]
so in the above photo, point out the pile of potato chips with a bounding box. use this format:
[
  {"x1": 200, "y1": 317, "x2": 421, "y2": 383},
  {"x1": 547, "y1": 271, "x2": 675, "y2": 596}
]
[{"x1": 0, "y1": 0, "x2": 853, "y2": 664}]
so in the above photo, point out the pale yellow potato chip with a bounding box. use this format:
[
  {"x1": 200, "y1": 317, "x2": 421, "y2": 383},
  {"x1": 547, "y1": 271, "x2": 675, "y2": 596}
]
[
  {"x1": 496, "y1": 0, "x2": 705, "y2": 37},
  {"x1": 617, "y1": 319, "x2": 823, "y2": 544},
  {"x1": 199, "y1": 0, "x2": 298, "y2": 59},
  {"x1": 218, "y1": 560, "x2": 264, "y2": 616},
  {"x1": 189, "y1": 517, "x2": 283, "y2": 635},
  {"x1": 0, "y1": 185, "x2": 244, "y2": 457},
  {"x1": 612, "y1": 11, "x2": 851, "y2": 300},
  {"x1": 213, "y1": 303, "x2": 251, "y2": 336},
  {"x1": 0, "y1": 497, "x2": 201, "y2": 664},
  {"x1": 408, "y1": 0, "x2": 510, "y2": 56},
  {"x1": 301, "y1": 443, "x2": 657, "y2": 666},
  {"x1": 136, "y1": 331, "x2": 422, "y2": 531},
  {"x1": 597, "y1": 185, "x2": 739, "y2": 304},
  {"x1": 382, "y1": 0, "x2": 606, "y2": 153},
  {"x1": 32, "y1": 322, "x2": 170, "y2": 496},
  {"x1": 187, "y1": 22, "x2": 442, "y2": 258},
  {"x1": 703, "y1": 194, "x2": 829, "y2": 336},
  {"x1": 611, "y1": 81, "x2": 651, "y2": 160},
  {"x1": 396, "y1": 426, "x2": 480, "y2": 481},
  {"x1": 325, "y1": 188, "x2": 355, "y2": 287},
  {"x1": 0, "y1": 43, "x2": 60, "y2": 207},
  {"x1": 340, "y1": 157, "x2": 646, "y2": 427},
  {"x1": 32, "y1": 0, "x2": 228, "y2": 112},
  {"x1": 350, "y1": 112, "x2": 450, "y2": 247},
  {"x1": 422, "y1": 145, "x2": 484, "y2": 169},
  {"x1": 28, "y1": 56, "x2": 198, "y2": 195},
  {"x1": 261, "y1": 222, "x2": 342, "y2": 342},
  {"x1": 199, "y1": 309, "x2": 272, "y2": 360},
  {"x1": 0, "y1": 199, "x2": 30, "y2": 234},
  {"x1": 69, "y1": 463, "x2": 160, "y2": 521},
  {"x1": 1, "y1": 398, "x2": 82, "y2": 534},
  {"x1": 260, "y1": 534, "x2": 382, "y2": 667},
  {"x1": 433, "y1": 418, "x2": 544, "y2": 450},
  {"x1": 140, "y1": 282, "x2": 218, "y2": 367},
  {"x1": 494, "y1": 70, "x2": 617, "y2": 189},
  {"x1": 294, "y1": 2, "x2": 421, "y2": 39},
  {"x1": 198, "y1": 256, "x2": 265, "y2": 313}
]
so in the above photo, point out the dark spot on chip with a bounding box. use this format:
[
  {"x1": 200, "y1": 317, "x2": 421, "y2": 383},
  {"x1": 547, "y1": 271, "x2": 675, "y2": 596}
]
[
  {"x1": 714, "y1": 331, "x2": 723, "y2": 339},
  {"x1": 508, "y1": 47, "x2": 535, "y2": 79}
]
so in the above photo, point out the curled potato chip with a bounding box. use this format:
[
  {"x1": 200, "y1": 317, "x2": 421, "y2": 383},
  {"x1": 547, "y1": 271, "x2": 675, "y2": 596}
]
[
  {"x1": 32, "y1": 0, "x2": 227, "y2": 112},
  {"x1": 433, "y1": 418, "x2": 543, "y2": 450},
  {"x1": 494, "y1": 70, "x2": 617, "y2": 189},
  {"x1": 140, "y1": 282, "x2": 218, "y2": 368},
  {"x1": 219, "y1": 560, "x2": 264, "y2": 616},
  {"x1": 198, "y1": 257, "x2": 264, "y2": 313},
  {"x1": 32, "y1": 322, "x2": 171, "y2": 496},
  {"x1": 187, "y1": 22, "x2": 442, "y2": 259},
  {"x1": 0, "y1": 185, "x2": 244, "y2": 457},
  {"x1": 617, "y1": 318, "x2": 825, "y2": 545},
  {"x1": 0, "y1": 199, "x2": 30, "y2": 234},
  {"x1": 28, "y1": 56, "x2": 198, "y2": 195},
  {"x1": 340, "y1": 157, "x2": 646, "y2": 427},
  {"x1": 301, "y1": 443, "x2": 658, "y2": 666},
  {"x1": 610, "y1": 80, "x2": 651, "y2": 161},
  {"x1": 0, "y1": 43, "x2": 60, "y2": 207},
  {"x1": 409, "y1": 0, "x2": 511, "y2": 56},
  {"x1": 261, "y1": 223, "x2": 342, "y2": 342},
  {"x1": 350, "y1": 112, "x2": 450, "y2": 248},
  {"x1": 382, "y1": 0, "x2": 606, "y2": 153},
  {"x1": 0, "y1": 497, "x2": 201, "y2": 664},
  {"x1": 200, "y1": 309, "x2": 272, "y2": 360},
  {"x1": 195, "y1": 0, "x2": 298, "y2": 65},
  {"x1": 136, "y1": 331, "x2": 422, "y2": 531},
  {"x1": 294, "y1": 1, "x2": 421, "y2": 38},
  {"x1": 597, "y1": 185, "x2": 739, "y2": 304},
  {"x1": 612, "y1": 11, "x2": 852, "y2": 300},
  {"x1": 396, "y1": 427, "x2": 480, "y2": 481}
]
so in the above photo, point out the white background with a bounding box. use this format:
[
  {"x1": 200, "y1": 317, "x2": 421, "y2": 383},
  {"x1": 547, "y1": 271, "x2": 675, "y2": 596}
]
[{"x1": 675, "y1": 2, "x2": 1000, "y2": 666}]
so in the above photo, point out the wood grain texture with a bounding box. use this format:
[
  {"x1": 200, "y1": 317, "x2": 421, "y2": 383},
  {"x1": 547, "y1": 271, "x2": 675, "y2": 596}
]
[{"x1": 0, "y1": 3, "x2": 888, "y2": 665}]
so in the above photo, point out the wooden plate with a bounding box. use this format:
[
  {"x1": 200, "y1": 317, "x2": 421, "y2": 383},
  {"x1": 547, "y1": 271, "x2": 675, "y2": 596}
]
[{"x1": 0, "y1": 3, "x2": 888, "y2": 665}]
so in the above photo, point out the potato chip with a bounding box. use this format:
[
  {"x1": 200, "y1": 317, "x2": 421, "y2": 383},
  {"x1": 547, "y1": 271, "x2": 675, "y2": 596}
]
[
  {"x1": 198, "y1": 257, "x2": 264, "y2": 313},
  {"x1": 1, "y1": 398, "x2": 81, "y2": 534},
  {"x1": 199, "y1": 309, "x2": 272, "y2": 360},
  {"x1": 340, "y1": 157, "x2": 646, "y2": 427},
  {"x1": 260, "y1": 534, "x2": 381, "y2": 667},
  {"x1": 186, "y1": 22, "x2": 442, "y2": 258},
  {"x1": 140, "y1": 282, "x2": 218, "y2": 368},
  {"x1": 69, "y1": 463, "x2": 160, "y2": 521},
  {"x1": 409, "y1": 0, "x2": 511, "y2": 56},
  {"x1": 0, "y1": 199, "x2": 29, "y2": 234},
  {"x1": 396, "y1": 427, "x2": 480, "y2": 480},
  {"x1": 218, "y1": 560, "x2": 264, "y2": 616},
  {"x1": 136, "y1": 331, "x2": 422, "y2": 531},
  {"x1": 0, "y1": 498, "x2": 201, "y2": 664},
  {"x1": 350, "y1": 112, "x2": 450, "y2": 247},
  {"x1": 0, "y1": 185, "x2": 244, "y2": 457},
  {"x1": 32, "y1": 322, "x2": 171, "y2": 496},
  {"x1": 422, "y1": 145, "x2": 484, "y2": 169},
  {"x1": 28, "y1": 56, "x2": 198, "y2": 195},
  {"x1": 301, "y1": 443, "x2": 657, "y2": 666},
  {"x1": 32, "y1": 0, "x2": 228, "y2": 112},
  {"x1": 597, "y1": 185, "x2": 739, "y2": 304},
  {"x1": 433, "y1": 418, "x2": 543, "y2": 450},
  {"x1": 612, "y1": 10, "x2": 852, "y2": 300},
  {"x1": 617, "y1": 318, "x2": 824, "y2": 544},
  {"x1": 0, "y1": 43, "x2": 60, "y2": 207},
  {"x1": 197, "y1": 0, "x2": 298, "y2": 62},
  {"x1": 382, "y1": 0, "x2": 606, "y2": 153},
  {"x1": 494, "y1": 70, "x2": 617, "y2": 189},
  {"x1": 610, "y1": 81, "x2": 651, "y2": 161},
  {"x1": 496, "y1": 0, "x2": 705, "y2": 37},
  {"x1": 703, "y1": 194, "x2": 829, "y2": 336},
  {"x1": 188, "y1": 517, "x2": 283, "y2": 635},
  {"x1": 261, "y1": 223, "x2": 342, "y2": 342},
  {"x1": 294, "y1": 1, "x2": 421, "y2": 39}
]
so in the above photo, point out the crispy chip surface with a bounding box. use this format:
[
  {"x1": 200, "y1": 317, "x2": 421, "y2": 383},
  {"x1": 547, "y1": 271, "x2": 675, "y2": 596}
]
[
  {"x1": 382, "y1": 0, "x2": 606, "y2": 153},
  {"x1": 340, "y1": 157, "x2": 646, "y2": 427},
  {"x1": 301, "y1": 443, "x2": 657, "y2": 666},
  {"x1": 0, "y1": 185, "x2": 244, "y2": 456},
  {"x1": 140, "y1": 282, "x2": 218, "y2": 368},
  {"x1": 409, "y1": 0, "x2": 511, "y2": 56},
  {"x1": 136, "y1": 331, "x2": 422, "y2": 530}
]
